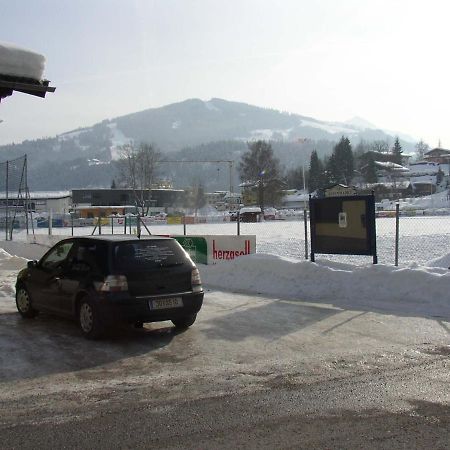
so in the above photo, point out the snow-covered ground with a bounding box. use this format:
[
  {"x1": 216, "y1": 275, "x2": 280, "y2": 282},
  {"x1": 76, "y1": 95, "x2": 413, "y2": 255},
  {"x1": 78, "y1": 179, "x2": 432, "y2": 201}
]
[{"x1": 0, "y1": 218, "x2": 449, "y2": 320}]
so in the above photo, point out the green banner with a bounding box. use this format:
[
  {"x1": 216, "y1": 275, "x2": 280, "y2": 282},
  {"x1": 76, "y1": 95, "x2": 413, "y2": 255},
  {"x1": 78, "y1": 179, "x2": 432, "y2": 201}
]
[{"x1": 174, "y1": 236, "x2": 208, "y2": 264}]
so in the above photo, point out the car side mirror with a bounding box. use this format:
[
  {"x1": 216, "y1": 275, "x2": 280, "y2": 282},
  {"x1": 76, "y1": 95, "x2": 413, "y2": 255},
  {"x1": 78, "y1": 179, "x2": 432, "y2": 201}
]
[{"x1": 27, "y1": 260, "x2": 38, "y2": 269}]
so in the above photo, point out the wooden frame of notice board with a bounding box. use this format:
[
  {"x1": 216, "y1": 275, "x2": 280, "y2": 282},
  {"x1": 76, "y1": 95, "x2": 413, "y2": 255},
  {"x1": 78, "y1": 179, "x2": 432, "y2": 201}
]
[{"x1": 309, "y1": 194, "x2": 377, "y2": 264}]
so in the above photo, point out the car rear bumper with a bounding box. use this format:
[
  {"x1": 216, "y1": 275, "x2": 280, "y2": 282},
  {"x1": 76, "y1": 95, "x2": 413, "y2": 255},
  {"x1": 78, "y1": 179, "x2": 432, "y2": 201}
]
[{"x1": 97, "y1": 291, "x2": 204, "y2": 324}]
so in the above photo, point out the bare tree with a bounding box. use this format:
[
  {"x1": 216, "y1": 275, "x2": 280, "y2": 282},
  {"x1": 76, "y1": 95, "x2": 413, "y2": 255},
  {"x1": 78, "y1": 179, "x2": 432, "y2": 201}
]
[
  {"x1": 187, "y1": 179, "x2": 206, "y2": 217},
  {"x1": 117, "y1": 142, "x2": 161, "y2": 215},
  {"x1": 370, "y1": 140, "x2": 389, "y2": 154},
  {"x1": 415, "y1": 140, "x2": 429, "y2": 160}
]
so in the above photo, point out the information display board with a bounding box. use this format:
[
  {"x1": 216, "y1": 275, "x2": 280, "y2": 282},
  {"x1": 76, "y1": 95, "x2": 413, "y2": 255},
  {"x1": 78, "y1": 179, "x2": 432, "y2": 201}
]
[{"x1": 309, "y1": 195, "x2": 377, "y2": 263}]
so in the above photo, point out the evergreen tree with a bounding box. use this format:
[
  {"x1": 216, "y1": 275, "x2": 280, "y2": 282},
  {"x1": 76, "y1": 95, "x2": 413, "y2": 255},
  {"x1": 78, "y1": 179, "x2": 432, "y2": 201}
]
[
  {"x1": 392, "y1": 137, "x2": 403, "y2": 165},
  {"x1": 325, "y1": 152, "x2": 339, "y2": 185},
  {"x1": 285, "y1": 166, "x2": 306, "y2": 190},
  {"x1": 331, "y1": 136, "x2": 354, "y2": 184},
  {"x1": 364, "y1": 154, "x2": 378, "y2": 183},
  {"x1": 308, "y1": 150, "x2": 323, "y2": 193},
  {"x1": 238, "y1": 140, "x2": 282, "y2": 210}
]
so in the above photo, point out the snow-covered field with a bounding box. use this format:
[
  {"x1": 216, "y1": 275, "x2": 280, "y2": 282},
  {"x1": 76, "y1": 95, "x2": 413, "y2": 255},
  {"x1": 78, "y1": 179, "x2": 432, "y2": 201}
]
[
  {"x1": 14, "y1": 215, "x2": 450, "y2": 265},
  {"x1": 0, "y1": 214, "x2": 449, "y2": 320}
]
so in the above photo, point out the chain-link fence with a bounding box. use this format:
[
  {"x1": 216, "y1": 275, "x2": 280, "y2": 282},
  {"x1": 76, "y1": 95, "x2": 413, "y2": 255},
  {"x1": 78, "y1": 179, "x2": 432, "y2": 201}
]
[
  {"x1": 0, "y1": 155, "x2": 32, "y2": 240},
  {"x1": 9, "y1": 208, "x2": 450, "y2": 266}
]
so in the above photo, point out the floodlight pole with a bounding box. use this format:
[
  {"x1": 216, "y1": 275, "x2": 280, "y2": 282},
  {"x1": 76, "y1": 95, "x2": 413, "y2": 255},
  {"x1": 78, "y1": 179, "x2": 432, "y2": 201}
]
[
  {"x1": 5, "y1": 160, "x2": 8, "y2": 240},
  {"x1": 24, "y1": 155, "x2": 29, "y2": 234}
]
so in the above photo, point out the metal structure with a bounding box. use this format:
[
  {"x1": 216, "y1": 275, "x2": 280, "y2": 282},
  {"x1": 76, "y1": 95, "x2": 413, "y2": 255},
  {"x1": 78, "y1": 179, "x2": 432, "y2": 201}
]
[
  {"x1": 0, "y1": 154, "x2": 33, "y2": 239},
  {"x1": 159, "y1": 160, "x2": 235, "y2": 194}
]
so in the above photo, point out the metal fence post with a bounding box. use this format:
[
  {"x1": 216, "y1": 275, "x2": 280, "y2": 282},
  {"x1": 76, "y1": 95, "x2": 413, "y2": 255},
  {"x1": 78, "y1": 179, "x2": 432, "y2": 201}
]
[
  {"x1": 304, "y1": 209, "x2": 308, "y2": 260},
  {"x1": 5, "y1": 160, "x2": 8, "y2": 240},
  {"x1": 395, "y1": 203, "x2": 400, "y2": 266},
  {"x1": 48, "y1": 209, "x2": 53, "y2": 236},
  {"x1": 183, "y1": 214, "x2": 186, "y2": 236},
  {"x1": 111, "y1": 216, "x2": 114, "y2": 234},
  {"x1": 124, "y1": 216, "x2": 127, "y2": 234},
  {"x1": 98, "y1": 217, "x2": 102, "y2": 235},
  {"x1": 237, "y1": 211, "x2": 240, "y2": 236},
  {"x1": 71, "y1": 213, "x2": 74, "y2": 236}
]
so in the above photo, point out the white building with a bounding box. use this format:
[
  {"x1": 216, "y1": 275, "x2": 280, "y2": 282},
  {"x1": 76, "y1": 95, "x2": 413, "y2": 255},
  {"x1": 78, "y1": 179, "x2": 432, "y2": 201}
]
[{"x1": 0, "y1": 191, "x2": 71, "y2": 214}]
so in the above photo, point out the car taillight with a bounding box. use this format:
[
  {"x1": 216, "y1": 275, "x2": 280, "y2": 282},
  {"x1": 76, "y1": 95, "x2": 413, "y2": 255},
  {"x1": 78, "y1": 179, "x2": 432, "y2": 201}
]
[
  {"x1": 98, "y1": 275, "x2": 128, "y2": 292},
  {"x1": 191, "y1": 268, "x2": 202, "y2": 293}
]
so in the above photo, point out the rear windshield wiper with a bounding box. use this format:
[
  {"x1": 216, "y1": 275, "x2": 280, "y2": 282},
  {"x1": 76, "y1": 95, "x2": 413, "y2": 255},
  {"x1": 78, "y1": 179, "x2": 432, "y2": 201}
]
[{"x1": 158, "y1": 261, "x2": 184, "y2": 268}]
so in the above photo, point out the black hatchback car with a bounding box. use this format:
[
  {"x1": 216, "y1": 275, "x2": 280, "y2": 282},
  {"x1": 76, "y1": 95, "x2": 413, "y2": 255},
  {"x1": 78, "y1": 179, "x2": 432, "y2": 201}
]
[{"x1": 15, "y1": 236, "x2": 204, "y2": 339}]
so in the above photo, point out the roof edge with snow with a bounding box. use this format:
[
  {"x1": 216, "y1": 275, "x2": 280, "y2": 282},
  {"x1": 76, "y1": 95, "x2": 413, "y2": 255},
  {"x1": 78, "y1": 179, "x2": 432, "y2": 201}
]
[{"x1": 0, "y1": 42, "x2": 55, "y2": 102}]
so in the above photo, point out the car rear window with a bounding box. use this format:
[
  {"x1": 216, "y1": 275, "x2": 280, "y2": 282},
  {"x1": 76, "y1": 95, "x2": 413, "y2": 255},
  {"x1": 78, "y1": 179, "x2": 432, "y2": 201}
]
[{"x1": 113, "y1": 239, "x2": 187, "y2": 271}]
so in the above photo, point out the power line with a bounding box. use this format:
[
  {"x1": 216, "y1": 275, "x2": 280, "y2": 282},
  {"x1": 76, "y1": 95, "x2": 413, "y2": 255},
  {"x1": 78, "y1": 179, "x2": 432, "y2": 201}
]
[{"x1": 158, "y1": 159, "x2": 234, "y2": 193}]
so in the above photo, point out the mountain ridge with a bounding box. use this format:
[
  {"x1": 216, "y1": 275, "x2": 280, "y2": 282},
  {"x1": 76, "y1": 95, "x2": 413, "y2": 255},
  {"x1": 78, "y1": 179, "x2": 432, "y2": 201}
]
[{"x1": 0, "y1": 98, "x2": 416, "y2": 190}]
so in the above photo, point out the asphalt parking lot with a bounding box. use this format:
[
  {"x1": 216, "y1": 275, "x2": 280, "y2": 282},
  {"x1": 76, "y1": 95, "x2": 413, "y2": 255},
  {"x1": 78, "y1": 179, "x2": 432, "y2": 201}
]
[{"x1": 0, "y1": 288, "x2": 449, "y2": 449}]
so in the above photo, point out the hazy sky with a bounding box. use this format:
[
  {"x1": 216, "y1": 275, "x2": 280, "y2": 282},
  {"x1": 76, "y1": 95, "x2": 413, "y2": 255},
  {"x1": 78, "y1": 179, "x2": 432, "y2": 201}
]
[{"x1": 1, "y1": 0, "x2": 449, "y2": 147}]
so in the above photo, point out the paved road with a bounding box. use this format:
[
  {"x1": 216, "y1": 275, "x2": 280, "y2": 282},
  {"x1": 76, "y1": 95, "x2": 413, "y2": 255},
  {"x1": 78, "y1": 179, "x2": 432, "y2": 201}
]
[{"x1": 0, "y1": 289, "x2": 449, "y2": 449}]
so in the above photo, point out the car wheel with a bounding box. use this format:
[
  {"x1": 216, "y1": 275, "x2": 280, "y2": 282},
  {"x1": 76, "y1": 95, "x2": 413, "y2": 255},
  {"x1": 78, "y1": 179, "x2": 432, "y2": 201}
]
[
  {"x1": 78, "y1": 298, "x2": 105, "y2": 339},
  {"x1": 172, "y1": 313, "x2": 197, "y2": 329},
  {"x1": 16, "y1": 286, "x2": 39, "y2": 318}
]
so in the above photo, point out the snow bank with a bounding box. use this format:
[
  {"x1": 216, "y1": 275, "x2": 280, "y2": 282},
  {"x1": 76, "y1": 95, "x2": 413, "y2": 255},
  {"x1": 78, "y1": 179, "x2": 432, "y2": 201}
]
[
  {"x1": 0, "y1": 239, "x2": 448, "y2": 319},
  {"x1": 0, "y1": 249, "x2": 28, "y2": 307},
  {"x1": 426, "y1": 253, "x2": 450, "y2": 269},
  {"x1": 0, "y1": 41, "x2": 46, "y2": 80},
  {"x1": 0, "y1": 248, "x2": 28, "y2": 270},
  {"x1": 201, "y1": 253, "x2": 450, "y2": 318}
]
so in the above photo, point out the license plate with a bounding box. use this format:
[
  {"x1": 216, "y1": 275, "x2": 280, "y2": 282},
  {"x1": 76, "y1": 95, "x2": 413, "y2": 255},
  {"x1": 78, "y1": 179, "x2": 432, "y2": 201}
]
[{"x1": 149, "y1": 297, "x2": 183, "y2": 310}]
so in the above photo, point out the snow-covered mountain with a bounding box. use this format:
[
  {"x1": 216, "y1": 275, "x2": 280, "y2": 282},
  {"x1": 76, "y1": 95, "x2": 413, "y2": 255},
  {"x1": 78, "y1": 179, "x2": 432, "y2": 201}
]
[{"x1": 0, "y1": 98, "x2": 416, "y2": 190}]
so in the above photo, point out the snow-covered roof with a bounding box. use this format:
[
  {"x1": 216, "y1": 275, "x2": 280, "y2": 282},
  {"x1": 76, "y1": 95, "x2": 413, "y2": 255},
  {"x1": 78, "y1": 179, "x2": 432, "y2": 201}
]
[
  {"x1": 224, "y1": 192, "x2": 241, "y2": 199},
  {"x1": 0, "y1": 42, "x2": 45, "y2": 80},
  {"x1": 0, "y1": 191, "x2": 71, "y2": 200},
  {"x1": 240, "y1": 206, "x2": 262, "y2": 214},
  {"x1": 282, "y1": 189, "x2": 309, "y2": 202},
  {"x1": 425, "y1": 147, "x2": 450, "y2": 156},
  {"x1": 366, "y1": 181, "x2": 411, "y2": 189},
  {"x1": 0, "y1": 41, "x2": 55, "y2": 102},
  {"x1": 374, "y1": 161, "x2": 409, "y2": 172}
]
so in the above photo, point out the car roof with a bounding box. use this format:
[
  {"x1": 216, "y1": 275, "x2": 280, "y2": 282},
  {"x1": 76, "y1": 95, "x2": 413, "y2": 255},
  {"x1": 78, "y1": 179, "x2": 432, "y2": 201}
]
[{"x1": 60, "y1": 235, "x2": 173, "y2": 243}]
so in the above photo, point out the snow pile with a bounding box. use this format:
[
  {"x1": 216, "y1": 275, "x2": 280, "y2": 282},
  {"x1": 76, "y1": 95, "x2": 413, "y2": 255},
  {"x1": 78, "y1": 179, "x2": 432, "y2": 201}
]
[
  {"x1": 0, "y1": 249, "x2": 28, "y2": 306},
  {"x1": 0, "y1": 248, "x2": 28, "y2": 271},
  {"x1": 201, "y1": 253, "x2": 450, "y2": 318},
  {"x1": 0, "y1": 41, "x2": 46, "y2": 80},
  {"x1": 426, "y1": 253, "x2": 450, "y2": 269},
  {"x1": 0, "y1": 240, "x2": 448, "y2": 319}
]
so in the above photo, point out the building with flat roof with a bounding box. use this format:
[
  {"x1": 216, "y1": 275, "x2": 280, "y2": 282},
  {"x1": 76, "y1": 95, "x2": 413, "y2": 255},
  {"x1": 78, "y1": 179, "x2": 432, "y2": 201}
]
[
  {"x1": 0, "y1": 191, "x2": 71, "y2": 214},
  {"x1": 71, "y1": 188, "x2": 186, "y2": 215}
]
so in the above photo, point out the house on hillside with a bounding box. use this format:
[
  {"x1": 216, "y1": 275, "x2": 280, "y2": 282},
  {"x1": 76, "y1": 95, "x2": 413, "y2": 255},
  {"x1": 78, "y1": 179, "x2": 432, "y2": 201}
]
[
  {"x1": 205, "y1": 191, "x2": 242, "y2": 211},
  {"x1": 359, "y1": 182, "x2": 414, "y2": 200},
  {"x1": 424, "y1": 148, "x2": 450, "y2": 165},
  {"x1": 280, "y1": 189, "x2": 308, "y2": 209}
]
